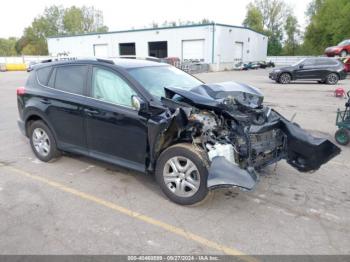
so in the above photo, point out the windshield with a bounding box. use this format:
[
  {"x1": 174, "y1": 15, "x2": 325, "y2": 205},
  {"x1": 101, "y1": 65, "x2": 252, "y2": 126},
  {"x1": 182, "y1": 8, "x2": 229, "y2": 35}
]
[
  {"x1": 338, "y1": 40, "x2": 349, "y2": 46},
  {"x1": 292, "y1": 58, "x2": 306, "y2": 67},
  {"x1": 128, "y1": 66, "x2": 203, "y2": 98}
]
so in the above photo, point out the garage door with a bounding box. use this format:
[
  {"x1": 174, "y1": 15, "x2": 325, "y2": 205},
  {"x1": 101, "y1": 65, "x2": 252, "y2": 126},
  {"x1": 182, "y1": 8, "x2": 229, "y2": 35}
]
[
  {"x1": 234, "y1": 42, "x2": 243, "y2": 62},
  {"x1": 93, "y1": 44, "x2": 108, "y2": 58},
  {"x1": 182, "y1": 40, "x2": 205, "y2": 62}
]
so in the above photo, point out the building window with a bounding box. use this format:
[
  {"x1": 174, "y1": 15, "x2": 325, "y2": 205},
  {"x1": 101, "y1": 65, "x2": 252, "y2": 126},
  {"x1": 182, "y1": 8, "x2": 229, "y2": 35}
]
[
  {"x1": 148, "y1": 41, "x2": 168, "y2": 58},
  {"x1": 119, "y1": 43, "x2": 136, "y2": 56}
]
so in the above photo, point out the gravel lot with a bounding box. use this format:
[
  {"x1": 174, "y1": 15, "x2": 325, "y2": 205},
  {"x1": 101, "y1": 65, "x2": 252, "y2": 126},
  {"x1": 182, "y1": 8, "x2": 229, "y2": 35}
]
[{"x1": 0, "y1": 69, "x2": 349, "y2": 256}]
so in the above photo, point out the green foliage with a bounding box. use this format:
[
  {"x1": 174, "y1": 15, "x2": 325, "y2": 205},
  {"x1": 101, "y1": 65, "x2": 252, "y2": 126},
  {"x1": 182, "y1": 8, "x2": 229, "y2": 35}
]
[
  {"x1": 242, "y1": 3, "x2": 264, "y2": 32},
  {"x1": 13, "y1": 5, "x2": 109, "y2": 56},
  {"x1": 0, "y1": 37, "x2": 18, "y2": 56},
  {"x1": 243, "y1": 0, "x2": 288, "y2": 55},
  {"x1": 282, "y1": 14, "x2": 300, "y2": 55},
  {"x1": 303, "y1": 0, "x2": 350, "y2": 55},
  {"x1": 152, "y1": 19, "x2": 214, "y2": 28}
]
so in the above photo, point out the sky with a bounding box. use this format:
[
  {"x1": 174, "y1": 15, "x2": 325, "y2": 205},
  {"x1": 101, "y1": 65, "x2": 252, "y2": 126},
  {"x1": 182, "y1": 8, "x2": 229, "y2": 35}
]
[{"x1": 0, "y1": 0, "x2": 312, "y2": 38}]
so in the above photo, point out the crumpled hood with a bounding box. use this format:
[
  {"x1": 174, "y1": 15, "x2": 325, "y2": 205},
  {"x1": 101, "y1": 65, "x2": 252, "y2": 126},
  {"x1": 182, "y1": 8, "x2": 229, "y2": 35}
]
[{"x1": 164, "y1": 81, "x2": 264, "y2": 109}]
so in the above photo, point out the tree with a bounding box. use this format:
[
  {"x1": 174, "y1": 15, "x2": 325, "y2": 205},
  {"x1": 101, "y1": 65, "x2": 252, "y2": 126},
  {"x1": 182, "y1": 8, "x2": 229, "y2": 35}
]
[
  {"x1": 242, "y1": 3, "x2": 264, "y2": 32},
  {"x1": 283, "y1": 14, "x2": 300, "y2": 55},
  {"x1": 16, "y1": 5, "x2": 109, "y2": 55},
  {"x1": 303, "y1": 0, "x2": 350, "y2": 55},
  {"x1": 243, "y1": 0, "x2": 289, "y2": 55},
  {"x1": 0, "y1": 37, "x2": 18, "y2": 56},
  {"x1": 63, "y1": 6, "x2": 84, "y2": 34}
]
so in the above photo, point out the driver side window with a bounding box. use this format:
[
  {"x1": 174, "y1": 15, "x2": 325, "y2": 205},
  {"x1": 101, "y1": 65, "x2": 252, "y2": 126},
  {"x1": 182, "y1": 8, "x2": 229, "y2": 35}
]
[
  {"x1": 303, "y1": 59, "x2": 315, "y2": 66},
  {"x1": 92, "y1": 67, "x2": 137, "y2": 107}
]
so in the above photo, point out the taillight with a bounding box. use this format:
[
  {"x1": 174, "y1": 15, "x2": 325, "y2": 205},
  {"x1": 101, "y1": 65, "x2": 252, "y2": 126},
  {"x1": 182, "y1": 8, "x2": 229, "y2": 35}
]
[{"x1": 16, "y1": 86, "x2": 26, "y2": 96}]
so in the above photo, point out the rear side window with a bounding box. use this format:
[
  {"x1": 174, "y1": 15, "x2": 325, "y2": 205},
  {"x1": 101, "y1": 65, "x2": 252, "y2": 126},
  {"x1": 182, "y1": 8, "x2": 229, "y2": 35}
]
[
  {"x1": 36, "y1": 66, "x2": 52, "y2": 85},
  {"x1": 316, "y1": 58, "x2": 338, "y2": 66},
  {"x1": 54, "y1": 65, "x2": 87, "y2": 95}
]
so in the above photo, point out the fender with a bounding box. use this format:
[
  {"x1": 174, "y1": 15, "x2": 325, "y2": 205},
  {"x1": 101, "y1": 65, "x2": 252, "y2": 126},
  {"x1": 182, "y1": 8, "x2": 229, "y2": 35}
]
[{"x1": 23, "y1": 107, "x2": 59, "y2": 144}]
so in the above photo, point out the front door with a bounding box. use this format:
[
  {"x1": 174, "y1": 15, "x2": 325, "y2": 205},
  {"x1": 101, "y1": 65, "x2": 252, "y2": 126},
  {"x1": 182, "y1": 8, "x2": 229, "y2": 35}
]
[
  {"x1": 84, "y1": 66, "x2": 148, "y2": 172},
  {"x1": 295, "y1": 58, "x2": 318, "y2": 79}
]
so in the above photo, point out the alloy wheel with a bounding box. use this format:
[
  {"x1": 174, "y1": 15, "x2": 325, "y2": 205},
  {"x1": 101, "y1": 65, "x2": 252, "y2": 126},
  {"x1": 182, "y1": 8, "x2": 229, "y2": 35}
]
[
  {"x1": 327, "y1": 73, "x2": 338, "y2": 85},
  {"x1": 279, "y1": 73, "x2": 291, "y2": 84},
  {"x1": 163, "y1": 156, "x2": 200, "y2": 197},
  {"x1": 32, "y1": 127, "x2": 51, "y2": 157}
]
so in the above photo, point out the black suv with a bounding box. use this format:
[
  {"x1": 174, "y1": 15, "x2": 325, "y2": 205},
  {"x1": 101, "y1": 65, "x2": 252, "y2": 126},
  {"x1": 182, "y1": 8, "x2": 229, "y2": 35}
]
[
  {"x1": 269, "y1": 57, "x2": 347, "y2": 84},
  {"x1": 17, "y1": 59, "x2": 340, "y2": 205}
]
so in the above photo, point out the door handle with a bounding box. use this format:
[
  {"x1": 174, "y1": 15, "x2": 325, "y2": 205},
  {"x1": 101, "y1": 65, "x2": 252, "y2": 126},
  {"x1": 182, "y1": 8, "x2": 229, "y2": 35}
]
[
  {"x1": 84, "y1": 108, "x2": 99, "y2": 115},
  {"x1": 40, "y1": 98, "x2": 51, "y2": 105}
]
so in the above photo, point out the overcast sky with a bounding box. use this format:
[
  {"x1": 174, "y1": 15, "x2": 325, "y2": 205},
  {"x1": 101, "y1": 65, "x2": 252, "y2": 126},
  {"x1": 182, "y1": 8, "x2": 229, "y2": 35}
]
[{"x1": 0, "y1": 0, "x2": 311, "y2": 38}]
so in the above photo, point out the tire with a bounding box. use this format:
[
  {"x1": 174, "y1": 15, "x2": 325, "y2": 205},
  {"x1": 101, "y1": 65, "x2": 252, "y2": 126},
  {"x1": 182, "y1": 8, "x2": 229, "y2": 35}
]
[
  {"x1": 318, "y1": 80, "x2": 325, "y2": 84},
  {"x1": 155, "y1": 143, "x2": 209, "y2": 205},
  {"x1": 340, "y1": 50, "x2": 347, "y2": 57},
  {"x1": 278, "y1": 73, "x2": 291, "y2": 84},
  {"x1": 325, "y1": 73, "x2": 339, "y2": 85},
  {"x1": 335, "y1": 128, "x2": 350, "y2": 146},
  {"x1": 29, "y1": 120, "x2": 61, "y2": 162}
]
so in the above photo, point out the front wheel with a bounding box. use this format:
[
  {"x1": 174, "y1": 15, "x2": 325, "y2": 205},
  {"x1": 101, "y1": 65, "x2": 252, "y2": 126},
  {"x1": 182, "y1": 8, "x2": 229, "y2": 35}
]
[
  {"x1": 335, "y1": 128, "x2": 350, "y2": 145},
  {"x1": 278, "y1": 73, "x2": 291, "y2": 84},
  {"x1": 155, "y1": 143, "x2": 209, "y2": 205},
  {"x1": 325, "y1": 73, "x2": 339, "y2": 85},
  {"x1": 340, "y1": 50, "x2": 347, "y2": 57}
]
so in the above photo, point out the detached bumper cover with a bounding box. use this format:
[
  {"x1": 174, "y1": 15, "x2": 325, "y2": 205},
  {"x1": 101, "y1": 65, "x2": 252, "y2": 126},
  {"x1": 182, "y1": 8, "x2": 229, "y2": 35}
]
[
  {"x1": 206, "y1": 112, "x2": 340, "y2": 190},
  {"x1": 207, "y1": 157, "x2": 258, "y2": 190}
]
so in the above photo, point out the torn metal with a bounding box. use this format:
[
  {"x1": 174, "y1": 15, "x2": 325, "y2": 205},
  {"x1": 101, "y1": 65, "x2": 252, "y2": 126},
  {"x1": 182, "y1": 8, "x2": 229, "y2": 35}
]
[{"x1": 147, "y1": 81, "x2": 341, "y2": 190}]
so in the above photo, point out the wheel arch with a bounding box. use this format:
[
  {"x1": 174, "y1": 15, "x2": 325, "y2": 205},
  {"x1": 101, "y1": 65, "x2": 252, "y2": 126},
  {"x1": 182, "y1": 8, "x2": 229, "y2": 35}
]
[{"x1": 24, "y1": 110, "x2": 58, "y2": 143}]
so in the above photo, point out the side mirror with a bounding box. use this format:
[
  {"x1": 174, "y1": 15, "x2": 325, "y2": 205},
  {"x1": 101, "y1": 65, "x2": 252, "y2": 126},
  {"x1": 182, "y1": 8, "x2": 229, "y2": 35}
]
[
  {"x1": 299, "y1": 64, "x2": 304, "y2": 69},
  {"x1": 131, "y1": 95, "x2": 147, "y2": 112}
]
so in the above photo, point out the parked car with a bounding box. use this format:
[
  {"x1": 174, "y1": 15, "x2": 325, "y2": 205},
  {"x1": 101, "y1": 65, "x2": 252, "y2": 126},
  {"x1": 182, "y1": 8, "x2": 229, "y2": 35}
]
[
  {"x1": 339, "y1": 57, "x2": 350, "y2": 73},
  {"x1": 325, "y1": 39, "x2": 350, "y2": 57},
  {"x1": 27, "y1": 61, "x2": 39, "y2": 72},
  {"x1": 269, "y1": 57, "x2": 347, "y2": 84},
  {"x1": 17, "y1": 58, "x2": 340, "y2": 205}
]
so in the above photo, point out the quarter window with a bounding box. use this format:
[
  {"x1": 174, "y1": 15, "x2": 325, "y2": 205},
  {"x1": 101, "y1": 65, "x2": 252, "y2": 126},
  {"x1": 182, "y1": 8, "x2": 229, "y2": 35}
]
[
  {"x1": 54, "y1": 65, "x2": 87, "y2": 95},
  {"x1": 36, "y1": 66, "x2": 52, "y2": 85},
  {"x1": 92, "y1": 67, "x2": 137, "y2": 107}
]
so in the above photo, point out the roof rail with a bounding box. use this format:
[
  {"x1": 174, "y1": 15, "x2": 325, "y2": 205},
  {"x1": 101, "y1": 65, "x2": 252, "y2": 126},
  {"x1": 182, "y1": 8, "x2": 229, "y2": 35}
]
[
  {"x1": 96, "y1": 58, "x2": 115, "y2": 64},
  {"x1": 117, "y1": 55, "x2": 161, "y2": 62}
]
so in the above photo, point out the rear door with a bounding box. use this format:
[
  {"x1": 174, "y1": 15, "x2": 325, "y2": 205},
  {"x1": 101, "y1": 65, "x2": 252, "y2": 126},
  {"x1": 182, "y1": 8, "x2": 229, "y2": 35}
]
[
  {"x1": 44, "y1": 65, "x2": 89, "y2": 152},
  {"x1": 84, "y1": 66, "x2": 148, "y2": 171}
]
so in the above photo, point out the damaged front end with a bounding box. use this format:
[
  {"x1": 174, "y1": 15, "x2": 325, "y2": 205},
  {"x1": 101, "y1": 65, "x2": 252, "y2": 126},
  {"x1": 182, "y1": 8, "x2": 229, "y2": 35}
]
[{"x1": 149, "y1": 81, "x2": 341, "y2": 191}]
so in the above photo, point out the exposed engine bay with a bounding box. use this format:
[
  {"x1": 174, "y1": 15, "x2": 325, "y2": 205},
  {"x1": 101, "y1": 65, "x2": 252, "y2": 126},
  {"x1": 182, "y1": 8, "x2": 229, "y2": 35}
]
[{"x1": 147, "y1": 81, "x2": 341, "y2": 190}]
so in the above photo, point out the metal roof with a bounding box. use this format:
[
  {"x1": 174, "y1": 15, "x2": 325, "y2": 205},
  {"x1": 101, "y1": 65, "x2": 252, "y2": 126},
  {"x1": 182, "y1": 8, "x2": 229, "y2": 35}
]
[{"x1": 47, "y1": 23, "x2": 267, "y2": 39}]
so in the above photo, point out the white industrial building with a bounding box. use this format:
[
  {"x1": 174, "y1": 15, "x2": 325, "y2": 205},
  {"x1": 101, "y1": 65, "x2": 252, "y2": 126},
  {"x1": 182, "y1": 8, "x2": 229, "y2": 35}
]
[{"x1": 47, "y1": 23, "x2": 268, "y2": 70}]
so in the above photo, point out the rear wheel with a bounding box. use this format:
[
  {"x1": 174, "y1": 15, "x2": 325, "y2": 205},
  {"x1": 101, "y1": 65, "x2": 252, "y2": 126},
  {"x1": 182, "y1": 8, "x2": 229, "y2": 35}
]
[
  {"x1": 278, "y1": 73, "x2": 291, "y2": 84},
  {"x1": 325, "y1": 73, "x2": 339, "y2": 85},
  {"x1": 155, "y1": 143, "x2": 209, "y2": 205},
  {"x1": 29, "y1": 121, "x2": 60, "y2": 162},
  {"x1": 335, "y1": 128, "x2": 350, "y2": 145}
]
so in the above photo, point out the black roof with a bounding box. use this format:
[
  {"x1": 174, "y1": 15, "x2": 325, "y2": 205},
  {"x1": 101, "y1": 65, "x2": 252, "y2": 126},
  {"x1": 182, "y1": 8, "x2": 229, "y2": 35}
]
[{"x1": 34, "y1": 58, "x2": 168, "y2": 70}]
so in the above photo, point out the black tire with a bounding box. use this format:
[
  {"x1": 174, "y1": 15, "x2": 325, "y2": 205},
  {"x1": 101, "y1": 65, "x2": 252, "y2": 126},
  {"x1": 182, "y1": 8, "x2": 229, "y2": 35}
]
[
  {"x1": 325, "y1": 73, "x2": 339, "y2": 85},
  {"x1": 340, "y1": 50, "x2": 348, "y2": 57},
  {"x1": 155, "y1": 143, "x2": 209, "y2": 205},
  {"x1": 29, "y1": 120, "x2": 61, "y2": 162},
  {"x1": 278, "y1": 73, "x2": 291, "y2": 84},
  {"x1": 335, "y1": 128, "x2": 350, "y2": 146},
  {"x1": 318, "y1": 80, "x2": 325, "y2": 84}
]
